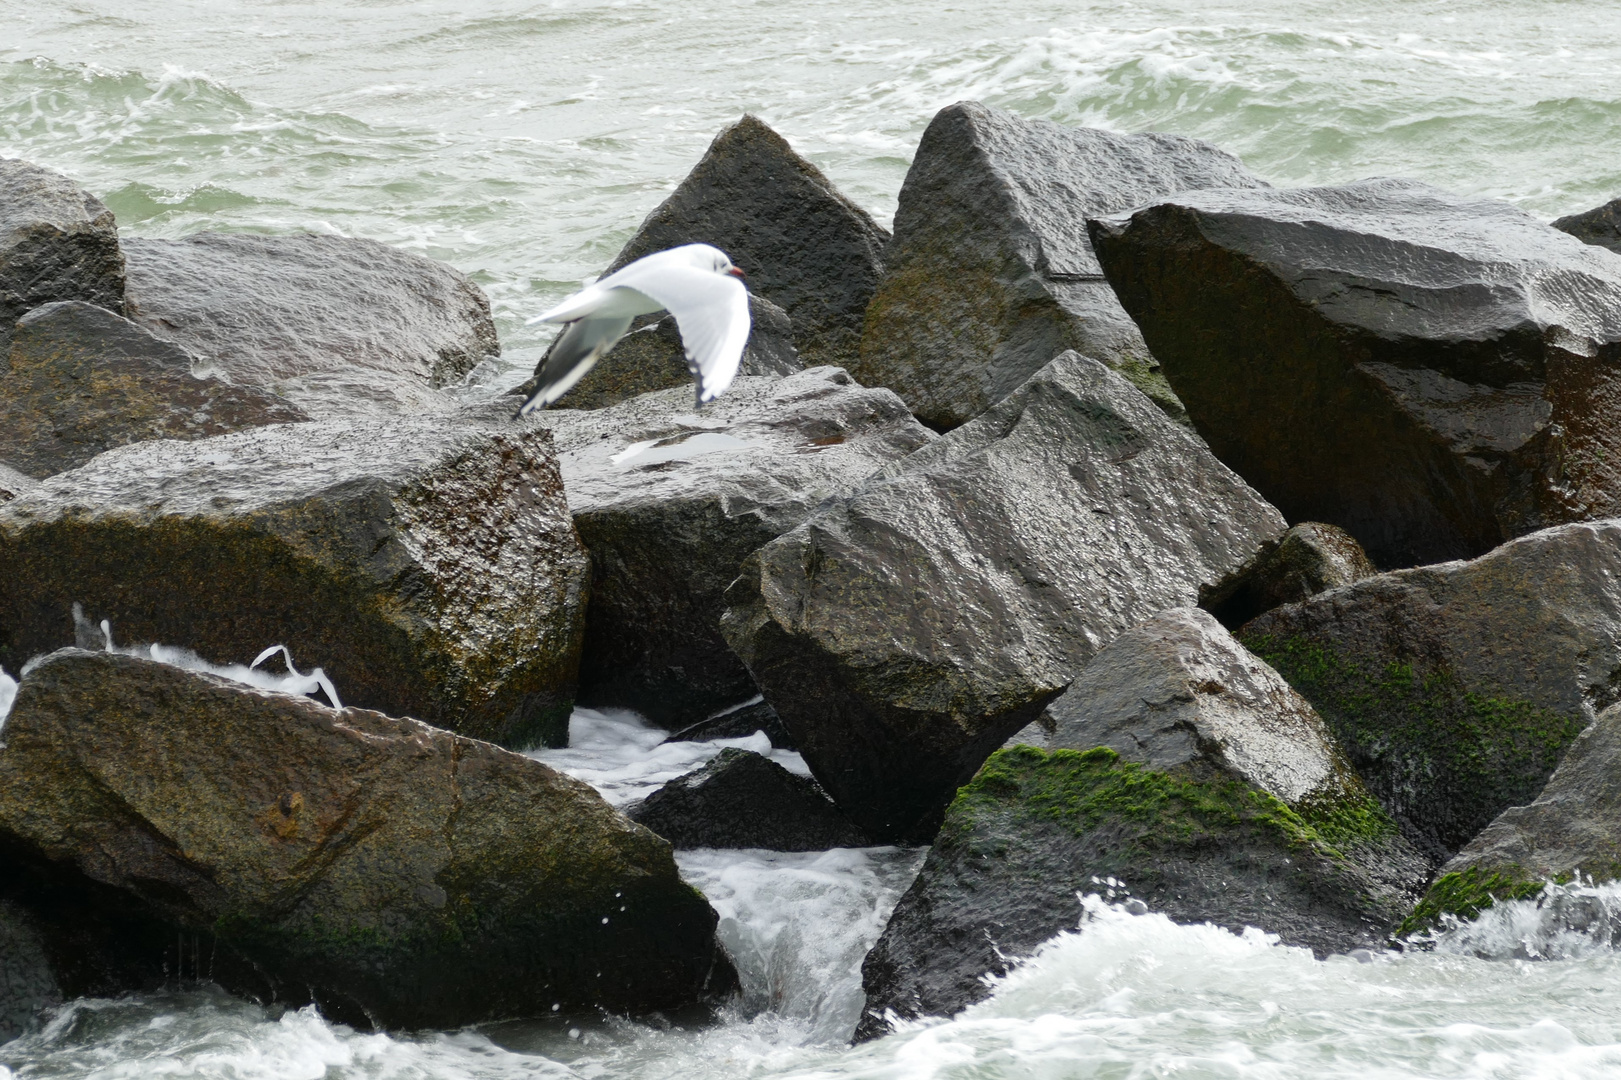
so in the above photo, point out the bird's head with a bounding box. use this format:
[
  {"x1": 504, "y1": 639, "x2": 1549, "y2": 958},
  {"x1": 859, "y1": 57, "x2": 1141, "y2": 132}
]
[{"x1": 686, "y1": 243, "x2": 746, "y2": 280}]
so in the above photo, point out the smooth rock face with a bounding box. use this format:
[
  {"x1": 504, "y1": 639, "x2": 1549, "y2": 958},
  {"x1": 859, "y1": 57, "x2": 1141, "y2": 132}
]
[
  {"x1": 1090, "y1": 177, "x2": 1621, "y2": 568},
  {"x1": 1241, "y1": 519, "x2": 1621, "y2": 864},
  {"x1": 525, "y1": 366, "x2": 934, "y2": 728},
  {"x1": 856, "y1": 608, "x2": 1426, "y2": 1037},
  {"x1": 665, "y1": 697, "x2": 795, "y2": 750},
  {"x1": 0, "y1": 650, "x2": 733, "y2": 1029},
  {"x1": 122, "y1": 232, "x2": 499, "y2": 418},
  {"x1": 601, "y1": 115, "x2": 889, "y2": 367},
  {"x1": 0, "y1": 899, "x2": 60, "y2": 1044},
  {"x1": 1554, "y1": 198, "x2": 1621, "y2": 255},
  {"x1": 0, "y1": 158, "x2": 125, "y2": 350},
  {"x1": 520, "y1": 292, "x2": 802, "y2": 411},
  {"x1": 855, "y1": 101, "x2": 1265, "y2": 430},
  {"x1": 1423, "y1": 701, "x2": 1621, "y2": 919},
  {"x1": 721, "y1": 352, "x2": 1286, "y2": 842},
  {"x1": 0, "y1": 301, "x2": 309, "y2": 479},
  {"x1": 626, "y1": 747, "x2": 867, "y2": 851},
  {"x1": 0, "y1": 417, "x2": 589, "y2": 748},
  {"x1": 1200, "y1": 522, "x2": 1378, "y2": 630}
]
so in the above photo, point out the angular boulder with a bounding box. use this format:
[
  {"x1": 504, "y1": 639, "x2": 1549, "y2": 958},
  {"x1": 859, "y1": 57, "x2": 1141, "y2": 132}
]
[
  {"x1": 0, "y1": 301, "x2": 309, "y2": 479},
  {"x1": 1403, "y1": 700, "x2": 1621, "y2": 934},
  {"x1": 0, "y1": 649, "x2": 734, "y2": 1029},
  {"x1": 0, "y1": 416, "x2": 589, "y2": 748},
  {"x1": 519, "y1": 292, "x2": 801, "y2": 411},
  {"x1": 855, "y1": 101, "x2": 1265, "y2": 430},
  {"x1": 0, "y1": 158, "x2": 124, "y2": 350},
  {"x1": 600, "y1": 115, "x2": 889, "y2": 367},
  {"x1": 721, "y1": 351, "x2": 1286, "y2": 841},
  {"x1": 1240, "y1": 519, "x2": 1621, "y2": 863},
  {"x1": 1090, "y1": 177, "x2": 1621, "y2": 568},
  {"x1": 1554, "y1": 197, "x2": 1621, "y2": 255},
  {"x1": 525, "y1": 366, "x2": 934, "y2": 727},
  {"x1": 0, "y1": 899, "x2": 59, "y2": 1044},
  {"x1": 1200, "y1": 522, "x2": 1377, "y2": 630},
  {"x1": 858, "y1": 608, "x2": 1426, "y2": 1038},
  {"x1": 665, "y1": 697, "x2": 795, "y2": 749},
  {"x1": 122, "y1": 232, "x2": 499, "y2": 418},
  {"x1": 626, "y1": 747, "x2": 866, "y2": 851}
]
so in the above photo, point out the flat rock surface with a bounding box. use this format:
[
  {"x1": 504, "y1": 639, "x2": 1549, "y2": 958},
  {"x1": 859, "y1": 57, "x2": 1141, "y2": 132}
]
[
  {"x1": 1242, "y1": 519, "x2": 1621, "y2": 863},
  {"x1": 722, "y1": 351, "x2": 1286, "y2": 841},
  {"x1": 502, "y1": 366, "x2": 934, "y2": 727},
  {"x1": 1201, "y1": 522, "x2": 1378, "y2": 630},
  {"x1": 0, "y1": 416, "x2": 589, "y2": 748},
  {"x1": 0, "y1": 649, "x2": 733, "y2": 1029},
  {"x1": 626, "y1": 747, "x2": 867, "y2": 850},
  {"x1": 855, "y1": 101, "x2": 1265, "y2": 430},
  {"x1": 1091, "y1": 177, "x2": 1621, "y2": 568},
  {"x1": 0, "y1": 158, "x2": 125, "y2": 350},
  {"x1": 122, "y1": 231, "x2": 499, "y2": 419},
  {"x1": 0, "y1": 301, "x2": 308, "y2": 479},
  {"x1": 857, "y1": 607, "x2": 1426, "y2": 1037},
  {"x1": 601, "y1": 115, "x2": 889, "y2": 367}
]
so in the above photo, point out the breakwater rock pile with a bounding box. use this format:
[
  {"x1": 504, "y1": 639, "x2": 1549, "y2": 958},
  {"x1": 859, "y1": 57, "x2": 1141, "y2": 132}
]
[{"x1": 5, "y1": 101, "x2": 1621, "y2": 1043}]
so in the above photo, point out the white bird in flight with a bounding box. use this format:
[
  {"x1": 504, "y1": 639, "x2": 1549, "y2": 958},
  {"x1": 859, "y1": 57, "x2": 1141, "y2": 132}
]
[{"x1": 517, "y1": 243, "x2": 751, "y2": 415}]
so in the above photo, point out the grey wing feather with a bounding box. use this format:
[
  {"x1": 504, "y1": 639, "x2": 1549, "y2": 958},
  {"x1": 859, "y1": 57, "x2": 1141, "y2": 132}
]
[{"x1": 516, "y1": 314, "x2": 634, "y2": 416}]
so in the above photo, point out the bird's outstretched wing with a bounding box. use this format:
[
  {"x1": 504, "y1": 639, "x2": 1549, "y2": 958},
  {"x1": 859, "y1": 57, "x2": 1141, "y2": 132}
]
[
  {"x1": 516, "y1": 312, "x2": 635, "y2": 415},
  {"x1": 610, "y1": 261, "x2": 750, "y2": 405}
]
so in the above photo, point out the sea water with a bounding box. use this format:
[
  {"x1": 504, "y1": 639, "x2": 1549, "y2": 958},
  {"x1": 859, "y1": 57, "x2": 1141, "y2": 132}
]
[{"x1": 6, "y1": 0, "x2": 1621, "y2": 1074}]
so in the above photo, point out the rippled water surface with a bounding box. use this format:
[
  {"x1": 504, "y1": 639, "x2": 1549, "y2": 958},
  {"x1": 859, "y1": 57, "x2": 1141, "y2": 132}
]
[{"x1": 6, "y1": 0, "x2": 1621, "y2": 1075}]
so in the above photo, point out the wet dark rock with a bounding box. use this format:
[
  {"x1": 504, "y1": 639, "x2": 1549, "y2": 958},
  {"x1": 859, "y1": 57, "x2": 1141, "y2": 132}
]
[
  {"x1": 1553, "y1": 197, "x2": 1621, "y2": 255},
  {"x1": 0, "y1": 899, "x2": 60, "y2": 1044},
  {"x1": 0, "y1": 415, "x2": 589, "y2": 749},
  {"x1": 0, "y1": 649, "x2": 735, "y2": 1030},
  {"x1": 0, "y1": 301, "x2": 309, "y2": 479},
  {"x1": 122, "y1": 232, "x2": 499, "y2": 419},
  {"x1": 665, "y1": 697, "x2": 795, "y2": 750},
  {"x1": 855, "y1": 101, "x2": 1265, "y2": 430},
  {"x1": 517, "y1": 292, "x2": 801, "y2": 411},
  {"x1": 1406, "y1": 700, "x2": 1621, "y2": 932},
  {"x1": 598, "y1": 115, "x2": 889, "y2": 367},
  {"x1": 1090, "y1": 177, "x2": 1621, "y2": 568},
  {"x1": 1240, "y1": 519, "x2": 1621, "y2": 864},
  {"x1": 857, "y1": 608, "x2": 1426, "y2": 1038},
  {"x1": 514, "y1": 366, "x2": 933, "y2": 729},
  {"x1": 626, "y1": 747, "x2": 867, "y2": 851},
  {"x1": 721, "y1": 351, "x2": 1286, "y2": 842},
  {"x1": 0, "y1": 158, "x2": 125, "y2": 351},
  {"x1": 1200, "y1": 522, "x2": 1378, "y2": 630}
]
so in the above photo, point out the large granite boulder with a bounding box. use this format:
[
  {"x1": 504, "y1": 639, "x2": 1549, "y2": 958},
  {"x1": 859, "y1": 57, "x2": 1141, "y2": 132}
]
[
  {"x1": 517, "y1": 292, "x2": 801, "y2": 411},
  {"x1": 1200, "y1": 522, "x2": 1378, "y2": 630},
  {"x1": 1403, "y1": 700, "x2": 1621, "y2": 934},
  {"x1": 1554, "y1": 197, "x2": 1621, "y2": 255},
  {"x1": 626, "y1": 747, "x2": 867, "y2": 851},
  {"x1": 0, "y1": 301, "x2": 308, "y2": 479},
  {"x1": 523, "y1": 366, "x2": 934, "y2": 728},
  {"x1": 0, "y1": 649, "x2": 734, "y2": 1029},
  {"x1": 1240, "y1": 519, "x2": 1621, "y2": 864},
  {"x1": 1090, "y1": 177, "x2": 1621, "y2": 568},
  {"x1": 0, "y1": 158, "x2": 124, "y2": 350},
  {"x1": 122, "y1": 232, "x2": 499, "y2": 418},
  {"x1": 721, "y1": 351, "x2": 1286, "y2": 842},
  {"x1": 857, "y1": 607, "x2": 1426, "y2": 1038},
  {"x1": 0, "y1": 416, "x2": 589, "y2": 749},
  {"x1": 0, "y1": 899, "x2": 59, "y2": 1044},
  {"x1": 855, "y1": 101, "x2": 1265, "y2": 430},
  {"x1": 598, "y1": 115, "x2": 889, "y2": 367}
]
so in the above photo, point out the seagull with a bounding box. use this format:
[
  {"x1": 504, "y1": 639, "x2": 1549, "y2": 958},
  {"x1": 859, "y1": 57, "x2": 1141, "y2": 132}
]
[{"x1": 516, "y1": 243, "x2": 751, "y2": 415}]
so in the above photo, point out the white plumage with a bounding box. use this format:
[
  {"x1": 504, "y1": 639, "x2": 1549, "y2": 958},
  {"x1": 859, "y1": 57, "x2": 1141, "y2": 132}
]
[{"x1": 517, "y1": 243, "x2": 751, "y2": 414}]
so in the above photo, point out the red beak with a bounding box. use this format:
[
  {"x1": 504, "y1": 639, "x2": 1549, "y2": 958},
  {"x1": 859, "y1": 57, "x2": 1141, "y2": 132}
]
[{"x1": 727, "y1": 266, "x2": 746, "y2": 278}]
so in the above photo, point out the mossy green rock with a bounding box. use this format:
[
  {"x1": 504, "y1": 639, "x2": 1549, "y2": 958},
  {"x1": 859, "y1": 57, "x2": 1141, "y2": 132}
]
[
  {"x1": 0, "y1": 301, "x2": 308, "y2": 479},
  {"x1": 0, "y1": 650, "x2": 735, "y2": 1029},
  {"x1": 0, "y1": 415, "x2": 588, "y2": 748},
  {"x1": 853, "y1": 101, "x2": 1263, "y2": 430},
  {"x1": 1240, "y1": 520, "x2": 1621, "y2": 863}
]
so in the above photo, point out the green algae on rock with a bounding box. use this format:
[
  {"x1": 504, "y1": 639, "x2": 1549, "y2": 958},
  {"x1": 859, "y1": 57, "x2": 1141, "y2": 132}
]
[
  {"x1": 0, "y1": 650, "x2": 735, "y2": 1029},
  {"x1": 0, "y1": 415, "x2": 588, "y2": 748}
]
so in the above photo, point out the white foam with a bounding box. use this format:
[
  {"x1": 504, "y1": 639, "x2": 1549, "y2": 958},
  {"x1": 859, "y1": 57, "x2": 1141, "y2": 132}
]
[{"x1": 1426, "y1": 878, "x2": 1621, "y2": 961}]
